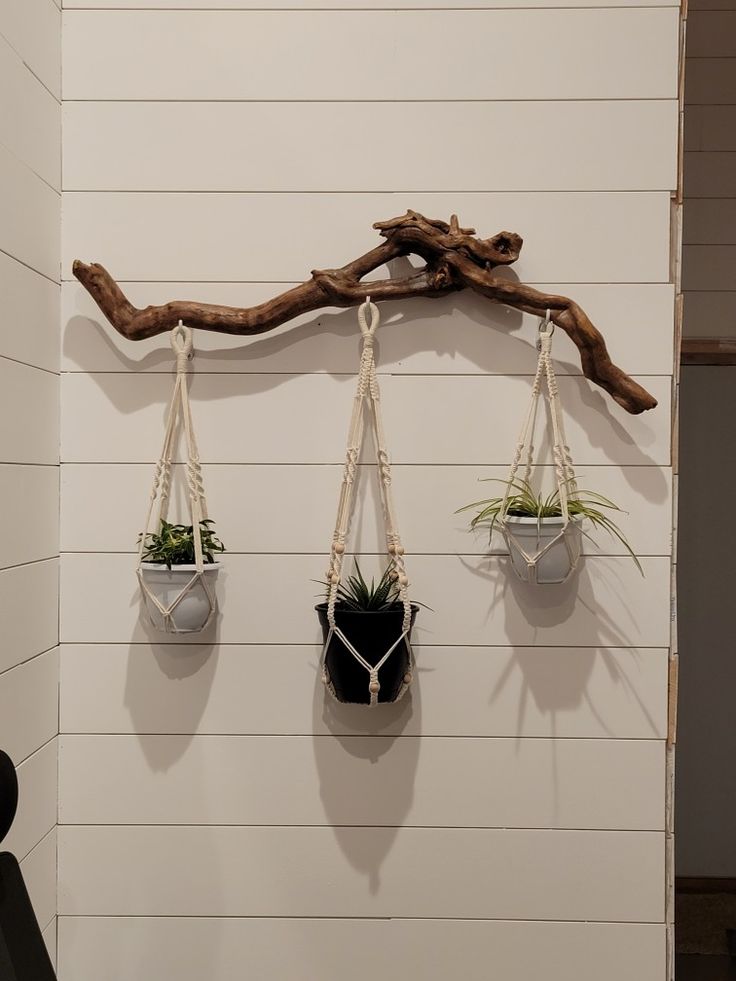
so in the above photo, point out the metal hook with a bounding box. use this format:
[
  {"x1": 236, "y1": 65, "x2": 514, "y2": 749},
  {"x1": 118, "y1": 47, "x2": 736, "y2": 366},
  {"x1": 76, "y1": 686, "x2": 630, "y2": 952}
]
[
  {"x1": 538, "y1": 308, "x2": 554, "y2": 335},
  {"x1": 536, "y1": 309, "x2": 555, "y2": 352}
]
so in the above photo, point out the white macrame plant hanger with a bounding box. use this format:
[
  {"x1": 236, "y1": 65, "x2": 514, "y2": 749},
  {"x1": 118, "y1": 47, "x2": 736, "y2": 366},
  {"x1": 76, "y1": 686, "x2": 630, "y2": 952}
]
[
  {"x1": 137, "y1": 321, "x2": 217, "y2": 633},
  {"x1": 499, "y1": 310, "x2": 581, "y2": 584},
  {"x1": 322, "y1": 299, "x2": 414, "y2": 707}
]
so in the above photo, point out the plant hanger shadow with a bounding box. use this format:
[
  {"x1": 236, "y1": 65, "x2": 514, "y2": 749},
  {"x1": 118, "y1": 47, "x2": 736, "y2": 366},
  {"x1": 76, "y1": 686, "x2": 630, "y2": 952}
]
[{"x1": 73, "y1": 209, "x2": 657, "y2": 416}]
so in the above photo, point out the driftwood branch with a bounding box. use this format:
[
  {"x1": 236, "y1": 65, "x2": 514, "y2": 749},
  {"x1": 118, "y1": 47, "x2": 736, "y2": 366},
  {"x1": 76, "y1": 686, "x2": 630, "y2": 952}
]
[{"x1": 73, "y1": 210, "x2": 657, "y2": 414}]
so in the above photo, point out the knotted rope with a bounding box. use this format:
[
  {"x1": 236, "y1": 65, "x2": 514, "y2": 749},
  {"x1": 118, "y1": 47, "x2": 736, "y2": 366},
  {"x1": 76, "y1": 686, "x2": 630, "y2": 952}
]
[
  {"x1": 137, "y1": 322, "x2": 217, "y2": 632},
  {"x1": 322, "y1": 300, "x2": 413, "y2": 706},
  {"x1": 499, "y1": 310, "x2": 581, "y2": 583}
]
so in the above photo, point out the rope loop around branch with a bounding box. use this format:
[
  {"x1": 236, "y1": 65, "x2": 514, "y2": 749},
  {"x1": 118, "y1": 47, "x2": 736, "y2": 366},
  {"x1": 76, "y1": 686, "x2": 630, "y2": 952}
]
[{"x1": 170, "y1": 320, "x2": 194, "y2": 372}]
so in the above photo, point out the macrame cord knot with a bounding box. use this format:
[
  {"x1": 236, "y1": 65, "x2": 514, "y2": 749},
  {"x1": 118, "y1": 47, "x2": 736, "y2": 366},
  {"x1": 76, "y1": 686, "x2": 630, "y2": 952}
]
[
  {"x1": 322, "y1": 298, "x2": 415, "y2": 705},
  {"x1": 137, "y1": 321, "x2": 218, "y2": 633},
  {"x1": 499, "y1": 309, "x2": 581, "y2": 585}
]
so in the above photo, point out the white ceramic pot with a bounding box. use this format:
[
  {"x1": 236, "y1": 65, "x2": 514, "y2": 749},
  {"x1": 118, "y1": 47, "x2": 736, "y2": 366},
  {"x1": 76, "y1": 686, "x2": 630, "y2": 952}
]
[
  {"x1": 504, "y1": 516, "x2": 582, "y2": 585},
  {"x1": 139, "y1": 563, "x2": 219, "y2": 633}
]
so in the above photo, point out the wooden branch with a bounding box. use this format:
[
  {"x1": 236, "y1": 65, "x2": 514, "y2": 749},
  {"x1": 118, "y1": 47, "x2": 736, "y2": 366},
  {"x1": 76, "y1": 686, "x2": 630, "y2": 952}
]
[{"x1": 73, "y1": 209, "x2": 657, "y2": 414}]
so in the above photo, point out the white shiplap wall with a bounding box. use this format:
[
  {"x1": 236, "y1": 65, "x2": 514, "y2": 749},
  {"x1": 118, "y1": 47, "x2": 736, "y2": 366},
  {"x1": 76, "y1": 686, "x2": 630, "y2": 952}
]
[
  {"x1": 59, "y1": 4, "x2": 680, "y2": 980},
  {"x1": 0, "y1": 0, "x2": 61, "y2": 970}
]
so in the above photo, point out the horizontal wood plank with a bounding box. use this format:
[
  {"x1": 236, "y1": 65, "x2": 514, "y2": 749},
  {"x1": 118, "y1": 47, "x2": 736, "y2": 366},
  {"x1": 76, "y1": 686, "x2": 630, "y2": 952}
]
[
  {"x1": 62, "y1": 9, "x2": 679, "y2": 101},
  {"x1": 59, "y1": 644, "x2": 669, "y2": 740},
  {"x1": 57, "y1": 824, "x2": 665, "y2": 921},
  {"x1": 62, "y1": 191, "x2": 672, "y2": 284},
  {"x1": 682, "y1": 245, "x2": 736, "y2": 290},
  {"x1": 60, "y1": 463, "x2": 672, "y2": 557},
  {"x1": 0, "y1": 560, "x2": 58, "y2": 674},
  {"x1": 0, "y1": 465, "x2": 58, "y2": 569},
  {"x1": 682, "y1": 290, "x2": 736, "y2": 337},
  {"x1": 680, "y1": 337, "x2": 736, "y2": 363},
  {"x1": 0, "y1": 144, "x2": 59, "y2": 283},
  {"x1": 61, "y1": 281, "x2": 676, "y2": 377},
  {"x1": 62, "y1": 100, "x2": 678, "y2": 193},
  {"x1": 5, "y1": 739, "x2": 57, "y2": 861},
  {"x1": 685, "y1": 107, "x2": 736, "y2": 152},
  {"x1": 59, "y1": 553, "x2": 671, "y2": 647},
  {"x1": 0, "y1": 358, "x2": 59, "y2": 464},
  {"x1": 63, "y1": 0, "x2": 680, "y2": 7},
  {"x1": 0, "y1": 649, "x2": 58, "y2": 765},
  {"x1": 59, "y1": 734, "x2": 665, "y2": 831},
  {"x1": 684, "y1": 152, "x2": 736, "y2": 198},
  {"x1": 0, "y1": 33, "x2": 60, "y2": 189},
  {"x1": 21, "y1": 829, "x2": 56, "y2": 933},
  {"x1": 685, "y1": 58, "x2": 736, "y2": 105},
  {"x1": 0, "y1": 0, "x2": 60, "y2": 99},
  {"x1": 60, "y1": 372, "x2": 671, "y2": 466},
  {"x1": 0, "y1": 252, "x2": 59, "y2": 372},
  {"x1": 57, "y1": 917, "x2": 666, "y2": 981},
  {"x1": 684, "y1": 198, "x2": 736, "y2": 243},
  {"x1": 686, "y1": 11, "x2": 736, "y2": 56}
]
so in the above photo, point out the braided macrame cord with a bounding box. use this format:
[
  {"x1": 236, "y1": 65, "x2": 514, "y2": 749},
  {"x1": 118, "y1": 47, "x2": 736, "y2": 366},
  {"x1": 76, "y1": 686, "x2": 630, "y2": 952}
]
[
  {"x1": 137, "y1": 321, "x2": 218, "y2": 632},
  {"x1": 322, "y1": 300, "x2": 414, "y2": 707},
  {"x1": 499, "y1": 310, "x2": 582, "y2": 584}
]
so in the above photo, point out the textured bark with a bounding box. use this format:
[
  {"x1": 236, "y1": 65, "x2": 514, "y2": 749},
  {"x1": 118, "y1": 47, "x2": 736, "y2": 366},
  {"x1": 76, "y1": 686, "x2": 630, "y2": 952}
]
[{"x1": 73, "y1": 210, "x2": 657, "y2": 414}]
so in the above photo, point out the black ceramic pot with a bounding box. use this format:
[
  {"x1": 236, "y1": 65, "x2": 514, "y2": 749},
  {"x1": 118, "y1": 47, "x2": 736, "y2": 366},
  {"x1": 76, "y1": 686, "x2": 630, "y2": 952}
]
[
  {"x1": 316, "y1": 603, "x2": 418, "y2": 705},
  {"x1": 0, "y1": 750, "x2": 18, "y2": 846}
]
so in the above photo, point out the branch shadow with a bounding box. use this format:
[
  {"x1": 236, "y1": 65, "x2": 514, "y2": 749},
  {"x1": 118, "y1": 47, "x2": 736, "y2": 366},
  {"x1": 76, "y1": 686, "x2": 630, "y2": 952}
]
[{"x1": 64, "y1": 278, "x2": 667, "y2": 494}]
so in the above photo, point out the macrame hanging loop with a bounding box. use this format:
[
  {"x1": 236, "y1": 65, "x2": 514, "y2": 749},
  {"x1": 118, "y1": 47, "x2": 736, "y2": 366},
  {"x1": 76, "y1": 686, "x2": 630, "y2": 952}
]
[
  {"x1": 321, "y1": 299, "x2": 414, "y2": 706},
  {"x1": 499, "y1": 310, "x2": 582, "y2": 584},
  {"x1": 137, "y1": 321, "x2": 218, "y2": 632}
]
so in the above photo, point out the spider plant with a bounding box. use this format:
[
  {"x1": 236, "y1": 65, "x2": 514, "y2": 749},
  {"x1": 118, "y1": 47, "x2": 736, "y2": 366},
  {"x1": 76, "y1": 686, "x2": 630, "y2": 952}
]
[
  {"x1": 457, "y1": 477, "x2": 643, "y2": 574},
  {"x1": 139, "y1": 518, "x2": 225, "y2": 569}
]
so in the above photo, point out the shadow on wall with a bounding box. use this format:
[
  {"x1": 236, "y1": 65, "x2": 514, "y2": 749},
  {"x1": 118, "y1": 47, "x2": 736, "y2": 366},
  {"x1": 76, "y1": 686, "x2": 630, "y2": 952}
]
[
  {"x1": 466, "y1": 556, "x2": 660, "y2": 795},
  {"x1": 476, "y1": 554, "x2": 637, "y2": 646},
  {"x1": 63, "y1": 263, "x2": 527, "y2": 374},
  {"x1": 313, "y1": 666, "x2": 420, "y2": 895},
  {"x1": 125, "y1": 642, "x2": 219, "y2": 768}
]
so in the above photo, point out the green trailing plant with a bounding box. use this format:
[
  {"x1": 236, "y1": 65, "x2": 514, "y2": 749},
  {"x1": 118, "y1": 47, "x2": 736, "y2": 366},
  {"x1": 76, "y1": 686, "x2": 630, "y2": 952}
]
[
  {"x1": 139, "y1": 519, "x2": 225, "y2": 569},
  {"x1": 318, "y1": 560, "x2": 428, "y2": 612},
  {"x1": 456, "y1": 477, "x2": 643, "y2": 575}
]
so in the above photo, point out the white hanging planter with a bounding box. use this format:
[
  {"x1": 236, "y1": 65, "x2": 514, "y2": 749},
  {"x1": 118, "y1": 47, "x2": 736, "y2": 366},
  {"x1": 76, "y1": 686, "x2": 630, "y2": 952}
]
[
  {"x1": 136, "y1": 322, "x2": 223, "y2": 636},
  {"x1": 504, "y1": 515, "x2": 582, "y2": 585},
  {"x1": 139, "y1": 563, "x2": 220, "y2": 633}
]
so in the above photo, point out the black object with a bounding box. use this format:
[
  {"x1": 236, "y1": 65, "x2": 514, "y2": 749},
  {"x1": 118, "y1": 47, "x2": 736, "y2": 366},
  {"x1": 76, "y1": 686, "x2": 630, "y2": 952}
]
[
  {"x1": 316, "y1": 603, "x2": 418, "y2": 705},
  {"x1": 0, "y1": 750, "x2": 57, "y2": 981},
  {"x1": 0, "y1": 754, "x2": 18, "y2": 848},
  {"x1": 0, "y1": 854, "x2": 57, "y2": 981}
]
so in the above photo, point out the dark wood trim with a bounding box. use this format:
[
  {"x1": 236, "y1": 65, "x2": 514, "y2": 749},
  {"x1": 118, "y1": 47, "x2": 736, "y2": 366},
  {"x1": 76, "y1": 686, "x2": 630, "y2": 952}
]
[
  {"x1": 681, "y1": 338, "x2": 736, "y2": 366},
  {"x1": 677, "y1": 877, "x2": 736, "y2": 894}
]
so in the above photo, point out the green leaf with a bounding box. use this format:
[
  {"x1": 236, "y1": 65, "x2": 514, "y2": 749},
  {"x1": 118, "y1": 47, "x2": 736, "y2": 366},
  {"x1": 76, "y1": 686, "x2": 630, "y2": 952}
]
[
  {"x1": 138, "y1": 518, "x2": 226, "y2": 566},
  {"x1": 457, "y1": 475, "x2": 643, "y2": 575}
]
